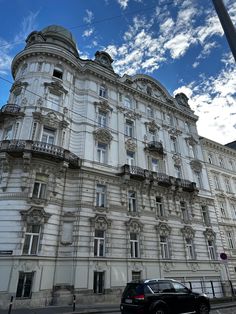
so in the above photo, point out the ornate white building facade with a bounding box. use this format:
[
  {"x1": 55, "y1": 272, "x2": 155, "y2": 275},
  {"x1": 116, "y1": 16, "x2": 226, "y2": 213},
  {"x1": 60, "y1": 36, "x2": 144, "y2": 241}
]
[
  {"x1": 0, "y1": 25, "x2": 226, "y2": 308},
  {"x1": 201, "y1": 138, "x2": 236, "y2": 282}
]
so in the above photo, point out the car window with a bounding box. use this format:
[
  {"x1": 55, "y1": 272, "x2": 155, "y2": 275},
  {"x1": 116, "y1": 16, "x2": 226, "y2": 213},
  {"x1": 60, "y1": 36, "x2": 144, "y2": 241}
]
[
  {"x1": 148, "y1": 283, "x2": 159, "y2": 293},
  {"x1": 172, "y1": 282, "x2": 189, "y2": 293},
  {"x1": 158, "y1": 282, "x2": 173, "y2": 292},
  {"x1": 123, "y1": 284, "x2": 144, "y2": 297}
]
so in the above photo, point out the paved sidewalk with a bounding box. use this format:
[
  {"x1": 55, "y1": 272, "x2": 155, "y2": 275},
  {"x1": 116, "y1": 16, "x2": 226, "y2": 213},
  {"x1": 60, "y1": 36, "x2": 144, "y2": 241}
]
[{"x1": 1, "y1": 300, "x2": 236, "y2": 314}]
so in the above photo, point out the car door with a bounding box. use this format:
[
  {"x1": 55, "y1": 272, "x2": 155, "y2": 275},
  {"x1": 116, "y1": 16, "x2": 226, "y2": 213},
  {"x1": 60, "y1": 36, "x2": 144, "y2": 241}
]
[
  {"x1": 172, "y1": 282, "x2": 196, "y2": 313},
  {"x1": 158, "y1": 281, "x2": 179, "y2": 314}
]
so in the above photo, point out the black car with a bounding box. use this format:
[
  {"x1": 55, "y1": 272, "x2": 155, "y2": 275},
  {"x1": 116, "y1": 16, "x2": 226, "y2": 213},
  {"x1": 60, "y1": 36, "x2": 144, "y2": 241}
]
[{"x1": 120, "y1": 279, "x2": 210, "y2": 314}]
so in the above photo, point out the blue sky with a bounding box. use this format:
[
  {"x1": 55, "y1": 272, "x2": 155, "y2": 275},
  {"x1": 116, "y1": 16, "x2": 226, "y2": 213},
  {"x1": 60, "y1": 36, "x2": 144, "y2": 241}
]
[{"x1": 0, "y1": 0, "x2": 235, "y2": 144}]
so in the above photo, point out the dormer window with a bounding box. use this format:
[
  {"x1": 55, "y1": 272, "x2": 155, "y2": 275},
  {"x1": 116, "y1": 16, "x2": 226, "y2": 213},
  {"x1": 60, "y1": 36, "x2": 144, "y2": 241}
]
[{"x1": 53, "y1": 68, "x2": 63, "y2": 80}]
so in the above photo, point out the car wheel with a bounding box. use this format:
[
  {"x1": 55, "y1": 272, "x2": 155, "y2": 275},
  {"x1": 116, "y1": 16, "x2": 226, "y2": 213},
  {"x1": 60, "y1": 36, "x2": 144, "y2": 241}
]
[
  {"x1": 154, "y1": 307, "x2": 166, "y2": 314},
  {"x1": 197, "y1": 302, "x2": 209, "y2": 314}
]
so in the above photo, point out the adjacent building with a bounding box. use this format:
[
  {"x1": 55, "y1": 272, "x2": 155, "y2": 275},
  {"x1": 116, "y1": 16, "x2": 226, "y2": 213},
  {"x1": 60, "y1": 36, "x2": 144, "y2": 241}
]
[{"x1": 0, "y1": 25, "x2": 229, "y2": 308}]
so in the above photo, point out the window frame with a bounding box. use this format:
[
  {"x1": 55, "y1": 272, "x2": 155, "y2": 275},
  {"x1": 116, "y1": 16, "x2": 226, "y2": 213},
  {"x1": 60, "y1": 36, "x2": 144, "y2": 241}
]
[
  {"x1": 125, "y1": 119, "x2": 134, "y2": 138},
  {"x1": 94, "y1": 229, "x2": 105, "y2": 257},
  {"x1": 97, "y1": 142, "x2": 107, "y2": 163},
  {"x1": 16, "y1": 272, "x2": 34, "y2": 299},
  {"x1": 96, "y1": 184, "x2": 106, "y2": 208},
  {"x1": 93, "y1": 271, "x2": 105, "y2": 294},
  {"x1": 128, "y1": 191, "x2": 137, "y2": 213},
  {"x1": 185, "y1": 238, "x2": 195, "y2": 260},
  {"x1": 22, "y1": 225, "x2": 40, "y2": 255},
  {"x1": 130, "y1": 232, "x2": 139, "y2": 258}
]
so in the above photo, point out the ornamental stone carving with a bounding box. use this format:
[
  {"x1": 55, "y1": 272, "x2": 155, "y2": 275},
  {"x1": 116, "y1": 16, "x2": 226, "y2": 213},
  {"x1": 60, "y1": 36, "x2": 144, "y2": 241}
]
[
  {"x1": 175, "y1": 93, "x2": 190, "y2": 108},
  {"x1": 94, "y1": 100, "x2": 113, "y2": 112},
  {"x1": 44, "y1": 80, "x2": 68, "y2": 94},
  {"x1": 145, "y1": 120, "x2": 159, "y2": 132},
  {"x1": 20, "y1": 206, "x2": 51, "y2": 225},
  {"x1": 203, "y1": 228, "x2": 216, "y2": 240},
  {"x1": 91, "y1": 214, "x2": 111, "y2": 230},
  {"x1": 185, "y1": 136, "x2": 198, "y2": 146},
  {"x1": 168, "y1": 128, "x2": 182, "y2": 136},
  {"x1": 181, "y1": 225, "x2": 195, "y2": 239},
  {"x1": 190, "y1": 160, "x2": 202, "y2": 171},
  {"x1": 93, "y1": 128, "x2": 113, "y2": 144},
  {"x1": 172, "y1": 153, "x2": 181, "y2": 165},
  {"x1": 126, "y1": 218, "x2": 143, "y2": 232},
  {"x1": 124, "y1": 110, "x2": 141, "y2": 120},
  {"x1": 156, "y1": 222, "x2": 171, "y2": 236},
  {"x1": 125, "y1": 138, "x2": 137, "y2": 152}
]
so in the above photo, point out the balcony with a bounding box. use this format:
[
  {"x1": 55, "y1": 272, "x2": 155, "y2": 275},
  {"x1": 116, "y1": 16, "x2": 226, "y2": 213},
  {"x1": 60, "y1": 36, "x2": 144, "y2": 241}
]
[
  {"x1": 153, "y1": 172, "x2": 173, "y2": 187},
  {"x1": 0, "y1": 140, "x2": 80, "y2": 168},
  {"x1": 146, "y1": 141, "x2": 164, "y2": 155},
  {"x1": 176, "y1": 178, "x2": 198, "y2": 192},
  {"x1": 0, "y1": 104, "x2": 24, "y2": 122},
  {"x1": 121, "y1": 164, "x2": 151, "y2": 180}
]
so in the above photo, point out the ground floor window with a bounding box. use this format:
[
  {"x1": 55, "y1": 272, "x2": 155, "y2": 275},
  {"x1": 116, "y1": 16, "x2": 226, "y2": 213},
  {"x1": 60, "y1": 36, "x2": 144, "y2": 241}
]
[
  {"x1": 93, "y1": 271, "x2": 105, "y2": 294},
  {"x1": 16, "y1": 272, "x2": 34, "y2": 298},
  {"x1": 132, "y1": 271, "x2": 141, "y2": 281}
]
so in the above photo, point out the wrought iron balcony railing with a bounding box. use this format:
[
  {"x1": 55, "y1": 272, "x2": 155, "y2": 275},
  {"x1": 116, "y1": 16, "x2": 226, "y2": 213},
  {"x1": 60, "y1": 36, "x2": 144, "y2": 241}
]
[
  {"x1": 1, "y1": 104, "x2": 21, "y2": 113},
  {"x1": 0, "y1": 140, "x2": 80, "y2": 168},
  {"x1": 176, "y1": 178, "x2": 198, "y2": 192}
]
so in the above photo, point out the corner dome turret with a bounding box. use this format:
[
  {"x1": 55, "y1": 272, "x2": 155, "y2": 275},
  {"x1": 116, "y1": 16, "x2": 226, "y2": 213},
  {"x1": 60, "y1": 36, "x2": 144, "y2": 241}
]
[{"x1": 25, "y1": 25, "x2": 79, "y2": 58}]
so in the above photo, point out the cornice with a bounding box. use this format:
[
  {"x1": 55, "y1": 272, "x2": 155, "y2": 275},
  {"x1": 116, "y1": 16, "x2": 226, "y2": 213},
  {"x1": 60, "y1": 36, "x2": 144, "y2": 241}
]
[{"x1": 200, "y1": 137, "x2": 236, "y2": 157}]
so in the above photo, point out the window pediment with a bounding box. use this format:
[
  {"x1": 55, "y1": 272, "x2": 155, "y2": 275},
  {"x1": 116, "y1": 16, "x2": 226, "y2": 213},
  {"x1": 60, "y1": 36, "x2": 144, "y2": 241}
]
[
  {"x1": 204, "y1": 228, "x2": 215, "y2": 240},
  {"x1": 90, "y1": 214, "x2": 111, "y2": 230},
  {"x1": 126, "y1": 218, "x2": 143, "y2": 232},
  {"x1": 20, "y1": 206, "x2": 51, "y2": 224},
  {"x1": 181, "y1": 226, "x2": 195, "y2": 239},
  {"x1": 156, "y1": 222, "x2": 171, "y2": 236},
  {"x1": 93, "y1": 128, "x2": 113, "y2": 144}
]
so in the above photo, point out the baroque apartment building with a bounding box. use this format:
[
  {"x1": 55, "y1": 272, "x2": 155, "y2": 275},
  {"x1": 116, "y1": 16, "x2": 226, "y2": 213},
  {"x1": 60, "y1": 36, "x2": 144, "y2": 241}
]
[
  {"x1": 201, "y1": 138, "x2": 236, "y2": 281},
  {"x1": 0, "y1": 25, "x2": 225, "y2": 308}
]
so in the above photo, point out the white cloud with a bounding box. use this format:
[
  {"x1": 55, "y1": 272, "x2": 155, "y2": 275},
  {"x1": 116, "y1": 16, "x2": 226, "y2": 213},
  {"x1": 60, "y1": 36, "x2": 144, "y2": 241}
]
[
  {"x1": 117, "y1": 0, "x2": 129, "y2": 9},
  {"x1": 164, "y1": 33, "x2": 195, "y2": 59},
  {"x1": 83, "y1": 28, "x2": 94, "y2": 37},
  {"x1": 0, "y1": 11, "x2": 38, "y2": 75},
  {"x1": 83, "y1": 10, "x2": 94, "y2": 24},
  {"x1": 174, "y1": 54, "x2": 236, "y2": 144}
]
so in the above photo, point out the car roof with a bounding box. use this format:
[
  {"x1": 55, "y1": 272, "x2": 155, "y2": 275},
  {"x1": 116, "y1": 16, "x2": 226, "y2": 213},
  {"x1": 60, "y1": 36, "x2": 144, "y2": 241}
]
[{"x1": 128, "y1": 279, "x2": 178, "y2": 284}]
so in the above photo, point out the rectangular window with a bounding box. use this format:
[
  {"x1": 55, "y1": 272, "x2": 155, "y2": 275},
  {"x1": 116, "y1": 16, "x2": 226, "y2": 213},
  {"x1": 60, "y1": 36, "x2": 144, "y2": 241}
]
[
  {"x1": 231, "y1": 203, "x2": 236, "y2": 219},
  {"x1": 61, "y1": 222, "x2": 73, "y2": 243},
  {"x1": 167, "y1": 114, "x2": 173, "y2": 126},
  {"x1": 171, "y1": 137, "x2": 178, "y2": 153},
  {"x1": 97, "y1": 143, "x2": 107, "y2": 163},
  {"x1": 23, "y1": 225, "x2": 40, "y2": 255},
  {"x1": 180, "y1": 201, "x2": 188, "y2": 222},
  {"x1": 214, "y1": 175, "x2": 220, "y2": 190},
  {"x1": 53, "y1": 68, "x2": 63, "y2": 79},
  {"x1": 208, "y1": 154, "x2": 213, "y2": 164},
  {"x1": 160, "y1": 236, "x2": 169, "y2": 259},
  {"x1": 186, "y1": 238, "x2": 195, "y2": 260},
  {"x1": 124, "y1": 97, "x2": 132, "y2": 109},
  {"x1": 128, "y1": 191, "x2": 136, "y2": 212},
  {"x1": 127, "y1": 151, "x2": 135, "y2": 166},
  {"x1": 32, "y1": 173, "x2": 48, "y2": 199},
  {"x1": 99, "y1": 85, "x2": 107, "y2": 98},
  {"x1": 194, "y1": 171, "x2": 203, "y2": 188},
  {"x1": 220, "y1": 202, "x2": 226, "y2": 217},
  {"x1": 219, "y1": 157, "x2": 224, "y2": 168},
  {"x1": 93, "y1": 271, "x2": 105, "y2": 294},
  {"x1": 208, "y1": 240, "x2": 216, "y2": 260},
  {"x1": 96, "y1": 184, "x2": 106, "y2": 207},
  {"x1": 201, "y1": 205, "x2": 210, "y2": 225},
  {"x1": 4, "y1": 126, "x2": 13, "y2": 140},
  {"x1": 147, "y1": 106, "x2": 154, "y2": 118},
  {"x1": 227, "y1": 232, "x2": 234, "y2": 249},
  {"x1": 156, "y1": 197, "x2": 164, "y2": 217},
  {"x1": 132, "y1": 271, "x2": 141, "y2": 281},
  {"x1": 16, "y1": 272, "x2": 34, "y2": 298},
  {"x1": 130, "y1": 233, "x2": 139, "y2": 258},
  {"x1": 94, "y1": 229, "x2": 105, "y2": 257},
  {"x1": 151, "y1": 158, "x2": 159, "y2": 172},
  {"x1": 42, "y1": 127, "x2": 55, "y2": 144},
  {"x1": 125, "y1": 120, "x2": 134, "y2": 137},
  {"x1": 98, "y1": 110, "x2": 107, "y2": 128},
  {"x1": 225, "y1": 178, "x2": 231, "y2": 193},
  {"x1": 47, "y1": 92, "x2": 60, "y2": 111}
]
